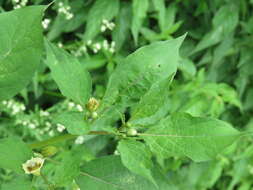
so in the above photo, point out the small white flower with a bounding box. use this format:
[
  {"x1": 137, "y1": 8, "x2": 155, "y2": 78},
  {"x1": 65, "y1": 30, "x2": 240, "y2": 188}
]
[
  {"x1": 40, "y1": 110, "x2": 50, "y2": 117},
  {"x1": 68, "y1": 102, "x2": 75, "y2": 109},
  {"x1": 2, "y1": 100, "x2": 7, "y2": 105},
  {"x1": 103, "y1": 40, "x2": 109, "y2": 50},
  {"x1": 100, "y1": 25, "x2": 106, "y2": 32},
  {"x1": 49, "y1": 130, "x2": 55, "y2": 137},
  {"x1": 76, "y1": 105, "x2": 83, "y2": 112},
  {"x1": 45, "y1": 122, "x2": 51, "y2": 128},
  {"x1": 22, "y1": 157, "x2": 45, "y2": 176},
  {"x1": 56, "y1": 123, "x2": 66, "y2": 132},
  {"x1": 42, "y1": 18, "x2": 51, "y2": 29},
  {"x1": 75, "y1": 136, "x2": 85, "y2": 144},
  {"x1": 57, "y1": 42, "x2": 63, "y2": 48},
  {"x1": 87, "y1": 40, "x2": 92, "y2": 45},
  {"x1": 28, "y1": 123, "x2": 36, "y2": 129}
]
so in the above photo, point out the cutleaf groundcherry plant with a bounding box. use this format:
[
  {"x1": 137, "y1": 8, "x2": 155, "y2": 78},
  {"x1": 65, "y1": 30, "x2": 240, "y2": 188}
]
[{"x1": 0, "y1": 1, "x2": 250, "y2": 189}]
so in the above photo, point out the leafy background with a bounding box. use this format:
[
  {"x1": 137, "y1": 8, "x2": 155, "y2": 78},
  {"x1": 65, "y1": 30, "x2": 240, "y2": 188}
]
[{"x1": 0, "y1": 0, "x2": 253, "y2": 189}]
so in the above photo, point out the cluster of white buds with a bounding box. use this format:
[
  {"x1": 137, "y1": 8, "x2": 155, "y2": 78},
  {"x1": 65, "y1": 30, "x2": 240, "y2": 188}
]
[
  {"x1": 39, "y1": 110, "x2": 50, "y2": 117},
  {"x1": 58, "y1": 2, "x2": 74, "y2": 20},
  {"x1": 86, "y1": 40, "x2": 116, "y2": 54},
  {"x1": 75, "y1": 136, "x2": 85, "y2": 144},
  {"x1": 13, "y1": 0, "x2": 28, "y2": 9},
  {"x1": 16, "y1": 119, "x2": 39, "y2": 129},
  {"x1": 100, "y1": 19, "x2": 116, "y2": 32},
  {"x1": 56, "y1": 123, "x2": 66, "y2": 133},
  {"x1": 92, "y1": 43, "x2": 102, "y2": 53},
  {"x1": 73, "y1": 44, "x2": 87, "y2": 57},
  {"x1": 1, "y1": 100, "x2": 25, "y2": 115},
  {"x1": 42, "y1": 18, "x2": 51, "y2": 29},
  {"x1": 102, "y1": 40, "x2": 115, "y2": 53},
  {"x1": 67, "y1": 101, "x2": 84, "y2": 112}
]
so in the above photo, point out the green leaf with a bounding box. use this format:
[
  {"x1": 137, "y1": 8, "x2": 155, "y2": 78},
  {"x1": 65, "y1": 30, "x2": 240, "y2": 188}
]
[
  {"x1": 117, "y1": 140, "x2": 156, "y2": 186},
  {"x1": 131, "y1": 0, "x2": 149, "y2": 44},
  {"x1": 112, "y1": 2, "x2": 132, "y2": 51},
  {"x1": 0, "y1": 6, "x2": 45, "y2": 101},
  {"x1": 1, "y1": 176, "x2": 32, "y2": 190},
  {"x1": 55, "y1": 111, "x2": 90, "y2": 135},
  {"x1": 45, "y1": 41, "x2": 92, "y2": 106},
  {"x1": 84, "y1": 0, "x2": 119, "y2": 41},
  {"x1": 192, "y1": 4, "x2": 238, "y2": 53},
  {"x1": 152, "y1": 0, "x2": 166, "y2": 32},
  {"x1": 143, "y1": 113, "x2": 240, "y2": 162},
  {"x1": 102, "y1": 35, "x2": 185, "y2": 110},
  {"x1": 0, "y1": 137, "x2": 33, "y2": 174},
  {"x1": 129, "y1": 75, "x2": 174, "y2": 126},
  {"x1": 53, "y1": 151, "x2": 81, "y2": 187},
  {"x1": 76, "y1": 156, "x2": 172, "y2": 190}
]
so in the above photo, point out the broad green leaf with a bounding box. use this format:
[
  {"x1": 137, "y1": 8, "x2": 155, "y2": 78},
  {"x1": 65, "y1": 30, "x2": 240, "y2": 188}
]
[
  {"x1": 76, "y1": 156, "x2": 172, "y2": 190},
  {"x1": 102, "y1": 35, "x2": 185, "y2": 110},
  {"x1": 131, "y1": 0, "x2": 149, "y2": 44},
  {"x1": 55, "y1": 111, "x2": 90, "y2": 135},
  {"x1": 117, "y1": 140, "x2": 156, "y2": 186},
  {"x1": 152, "y1": 0, "x2": 166, "y2": 32},
  {"x1": 143, "y1": 113, "x2": 240, "y2": 162},
  {"x1": 84, "y1": 0, "x2": 119, "y2": 41},
  {"x1": 0, "y1": 6, "x2": 45, "y2": 101},
  {"x1": 0, "y1": 137, "x2": 33, "y2": 174},
  {"x1": 1, "y1": 176, "x2": 31, "y2": 190},
  {"x1": 192, "y1": 4, "x2": 238, "y2": 53},
  {"x1": 112, "y1": 2, "x2": 132, "y2": 51},
  {"x1": 45, "y1": 41, "x2": 92, "y2": 106},
  {"x1": 129, "y1": 75, "x2": 174, "y2": 126},
  {"x1": 53, "y1": 151, "x2": 81, "y2": 187}
]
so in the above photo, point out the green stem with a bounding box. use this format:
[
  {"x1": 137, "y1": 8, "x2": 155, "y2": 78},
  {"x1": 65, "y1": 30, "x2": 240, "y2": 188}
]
[{"x1": 29, "y1": 131, "x2": 113, "y2": 149}]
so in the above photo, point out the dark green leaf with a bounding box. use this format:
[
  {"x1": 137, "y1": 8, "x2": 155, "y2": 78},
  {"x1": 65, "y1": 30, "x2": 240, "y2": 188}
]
[
  {"x1": 0, "y1": 6, "x2": 45, "y2": 100},
  {"x1": 45, "y1": 41, "x2": 92, "y2": 106},
  {"x1": 143, "y1": 112, "x2": 240, "y2": 162},
  {"x1": 0, "y1": 137, "x2": 33, "y2": 174}
]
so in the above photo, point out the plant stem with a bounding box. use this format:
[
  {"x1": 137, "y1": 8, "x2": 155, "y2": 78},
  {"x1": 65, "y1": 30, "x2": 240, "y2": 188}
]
[{"x1": 29, "y1": 131, "x2": 114, "y2": 149}]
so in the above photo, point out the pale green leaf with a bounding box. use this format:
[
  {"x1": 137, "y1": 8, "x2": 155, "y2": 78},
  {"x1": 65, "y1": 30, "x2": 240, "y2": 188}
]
[
  {"x1": 45, "y1": 41, "x2": 92, "y2": 106},
  {"x1": 0, "y1": 137, "x2": 33, "y2": 174},
  {"x1": 192, "y1": 4, "x2": 238, "y2": 53},
  {"x1": 131, "y1": 0, "x2": 149, "y2": 44},
  {"x1": 1, "y1": 176, "x2": 31, "y2": 190},
  {"x1": 117, "y1": 140, "x2": 156, "y2": 186},
  {"x1": 102, "y1": 35, "x2": 185, "y2": 110},
  {"x1": 143, "y1": 113, "x2": 240, "y2": 162},
  {"x1": 53, "y1": 151, "x2": 81, "y2": 187},
  {"x1": 55, "y1": 111, "x2": 90, "y2": 135},
  {"x1": 0, "y1": 6, "x2": 45, "y2": 100},
  {"x1": 152, "y1": 0, "x2": 166, "y2": 32},
  {"x1": 76, "y1": 156, "x2": 172, "y2": 190},
  {"x1": 84, "y1": 0, "x2": 119, "y2": 41},
  {"x1": 129, "y1": 75, "x2": 174, "y2": 126}
]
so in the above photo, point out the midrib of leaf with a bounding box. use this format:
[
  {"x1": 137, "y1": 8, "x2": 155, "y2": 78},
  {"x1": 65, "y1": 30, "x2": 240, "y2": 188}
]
[{"x1": 80, "y1": 171, "x2": 126, "y2": 190}]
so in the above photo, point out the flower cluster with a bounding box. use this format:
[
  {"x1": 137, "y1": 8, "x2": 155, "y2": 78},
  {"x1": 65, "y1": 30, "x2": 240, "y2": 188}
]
[
  {"x1": 1, "y1": 100, "x2": 25, "y2": 115},
  {"x1": 100, "y1": 19, "x2": 116, "y2": 32},
  {"x1": 85, "y1": 40, "x2": 116, "y2": 54},
  {"x1": 57, "y1": 2, "x2": 74, "y2": 20},
  {"x1": 42, "y1": 18, "x2": 51, "y2": 29},
  {"x1": 12, "y1": 0, "x2": 28, "y2": 9}
]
